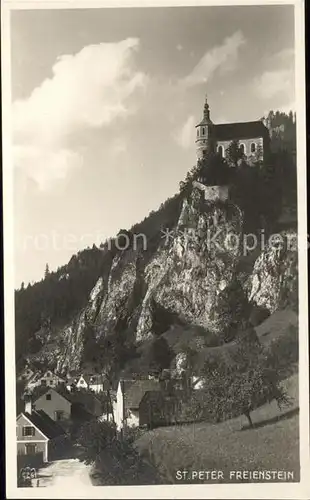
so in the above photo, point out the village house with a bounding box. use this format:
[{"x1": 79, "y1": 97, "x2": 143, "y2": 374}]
[
  {"x1": 39, "y1": 370, "x2": 66, "y2": 388},
  {"x1": 33, "y1": 387, "x2": 72, "y2": 423},
  {"x1": 33, "y1": 386, "x2": 103, "y2": 422},
  {"x1": 115, "y1": 379, "x2": 161, "y2": 432},
  {"x1": 18, "y1": 364, "x2": 35, "y2": 383},
  {"x1": 75, "y1": 374, "x2": 106, "y2": 393},
  {"x1": 66, "y1": 377, "x2": 78, "y2": 392},
  {"x1": 16, "y1": 394, "x2": 66, "y2": 465},
  {"x1": 139, "y1": 390, "x2": 183, "y2": 429},
  {"x1": 24, "y1": 386, "x2": 106, "y2": 441},
  {"x1": 26, "y1": 370, "x2": 66, "y2": 391},
  {"x1": 70, "y1": 390, "x2": 103, "y2": 417}
]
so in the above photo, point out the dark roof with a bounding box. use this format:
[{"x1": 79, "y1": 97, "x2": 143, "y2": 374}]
[
  {"x1": 34, "y1": 385, "x2": 103, "y2": 416},
  {"x1": 22, "y1": 410, "x2": 65, "y2": 439},
  {"x1": 213, "y1": 121, "x2": 268, "y2": 141},
  {"x1": 33, "y1": 386, "x2": 74, "y2": 404},
  {"x1": 196, "y1": 118, "x2": 213, "y2": 127},
  {"x1": 69, "y1": 391, "x2": 103, "y2": 416},
  {"x1": 122, "y1": 379, "x2": 161, "y2": 409},
  {"x1": 139, "y1": 390, "x2": 185, "y2": 407},
  {"x1": 66, "y1": 377, "x2": 79, "y2": 385}
]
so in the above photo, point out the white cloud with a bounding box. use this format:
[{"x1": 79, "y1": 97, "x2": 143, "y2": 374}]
[
  {"x1": 182, "y1": 31, "x2": 245, "y2": 87},
  {"x1": 254, "y1": 47, "x2": 295, "y2": 111},
  {"x1": 255, "y1": 68, "x2": 295, "y2": 100},
  {"x1": 13, "y1": 38, "x2": 147, "y2": 190},
  {"x1": 14, "y1": 145, "x2": 83, "y2": 191},
  {"x1": 270, "y1": 47, "x2": 295, "y2": 64},
  {"x1": 174, "y1": 115, "x2": 195, "y2": 149}
]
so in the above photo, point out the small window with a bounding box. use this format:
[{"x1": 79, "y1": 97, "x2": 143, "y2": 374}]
[
  {"x1": 22, "y1": 426, "x2": 35, "y2": 437},
  {"x1": 197, "y1": 129, "x2": 199, "y2": 137},
  {"x1": 202, "y1": 127, "x2": 205, "y2": 136},
  {"x1": 54, "y1": 410, "x2": 64, "y2": 421},
  {"x1": 251, "y1": 142, "x2": 256, "y2": 153},
  {"x1": 240, "y1": 143, "x2": 245, "y2": 154},
  {"x1": 41, "y1": 379, "x2": 47, "y2": 386},
  {"x1": 25, "y1": 443, "x2": 36, "y2": 455},
  {"x1": 218, "y1": 145, "x2": 224, "y2": 157},
  {"x1": 46, "y1": 372, "x2": 50, "y2": 377},
  {"x1": 46, "y1": 394, "x2": 51, "y2": 400}
]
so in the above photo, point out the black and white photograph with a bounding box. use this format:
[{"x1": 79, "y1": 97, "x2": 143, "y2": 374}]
[{"x1": 3, "y1": 0, "x2": 309, "y2": 498}]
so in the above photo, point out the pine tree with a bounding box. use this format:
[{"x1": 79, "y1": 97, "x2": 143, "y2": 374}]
[{"x1": 44, "y1": 263, "x2": 50, "y2": 279}]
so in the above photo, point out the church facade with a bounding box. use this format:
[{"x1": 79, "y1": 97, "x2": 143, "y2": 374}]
[{"x1": 195, "y1": 95, "x2": 270, "y2": 162}]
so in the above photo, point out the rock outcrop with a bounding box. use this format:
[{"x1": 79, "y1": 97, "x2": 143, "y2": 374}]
[{"x1": 28, "y1": 184, "x2": 298, "y2": 375}]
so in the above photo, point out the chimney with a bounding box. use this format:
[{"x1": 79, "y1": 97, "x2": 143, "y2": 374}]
[{"x1": 24, "y1": 392, "x2": 33, "y2": 415}]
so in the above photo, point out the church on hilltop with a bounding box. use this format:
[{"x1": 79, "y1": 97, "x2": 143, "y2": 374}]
[{"x1": 195, "y1": 94, "x2": 270, "y2": 162}]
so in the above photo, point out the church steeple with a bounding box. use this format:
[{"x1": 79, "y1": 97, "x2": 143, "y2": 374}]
[
  {"x1": 195, "y1": 91, "x2": 214, "y2": 160},
  {"x1": 203, "y1": 93, "x2": 211, "y2": 123}
]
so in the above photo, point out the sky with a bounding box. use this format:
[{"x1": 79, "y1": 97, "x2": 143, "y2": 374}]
[{"x1": 11, "y1": 5, "x2": 296, "y2": 288}]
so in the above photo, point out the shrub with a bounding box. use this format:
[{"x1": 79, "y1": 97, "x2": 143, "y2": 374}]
[{"x1": 77, "y1": 419, "x2": 116, "y2": 464}]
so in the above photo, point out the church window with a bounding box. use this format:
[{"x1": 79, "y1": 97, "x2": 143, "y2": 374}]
[
  {"x1": 218, "y1": 145, "x2": 224, "y2": 157},
  {"x1": 251, "y1": 142, "x2": 256, "y2": 153},
  {"x1": 202, "y1": 127, "x2": 205, "y2": 135},
  {"x1": 240, "y1": 143, "x2": 245, "y2": 154}
]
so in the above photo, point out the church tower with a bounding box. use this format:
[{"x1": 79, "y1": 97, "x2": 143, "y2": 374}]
[{"x1": 195, "y1": 94, "x2": 213, "y2": 160}]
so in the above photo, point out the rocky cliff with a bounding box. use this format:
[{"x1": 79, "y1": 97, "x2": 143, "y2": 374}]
[{"x1": 29, "y1": 183, "x2": 297, "y2": 375}]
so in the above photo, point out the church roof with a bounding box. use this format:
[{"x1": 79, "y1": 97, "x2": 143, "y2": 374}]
[
  {"x1": 196, "y1": 117, "x2": 213, "y2": 127},
  {"x1": 213, "y1": 121, "x2": 268, "y2": 141}
]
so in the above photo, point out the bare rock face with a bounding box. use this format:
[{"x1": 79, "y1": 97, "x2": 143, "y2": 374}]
[
  {"x1": 136, "y1": 188, "x2": 244, "y2": 341},
  {"x1": 247, "y1": 230, "x2": 298, "y2": 313},
  {"x1": 43, "y1": 187, "x2": 297, "y2": 373}
]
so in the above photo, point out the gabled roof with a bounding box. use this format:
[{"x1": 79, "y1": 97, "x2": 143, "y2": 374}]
[
  {"x1": 42, "y1": 370, "x2": 66, "y2": 381},
  {"x1": 213, "y1": 121, "x2": 268, "y2": 141},
  {"x1": 77, "y1": 374, "x2": 105, "y2": 385},
  {"x1": 121, "y1": 379, "x2": 161, "y2": 409},
  {"x1": 33, "y1": 386, "x2": 74, "y2": 404},
  {"x1": 77, "y1": 375, "x2": 90, "y2": 384},
  {"x1": 27, "y1": 371, "x2": 43, "y2": 385},
  {"x1": 19, "y1": 410, "x2": 65, "y2": 440}
]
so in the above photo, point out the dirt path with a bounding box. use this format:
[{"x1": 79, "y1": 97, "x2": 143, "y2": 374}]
[{"x1": 35, "y1": 458, "x2": 92, "y2": 488}]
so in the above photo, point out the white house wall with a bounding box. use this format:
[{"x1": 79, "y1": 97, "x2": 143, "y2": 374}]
[
  {"x1": 126, "y1": 410, "x2": 139, "y2": 428},
  {"x1": 115, "y1": 383, "x2": 124, "y2": 431}
]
